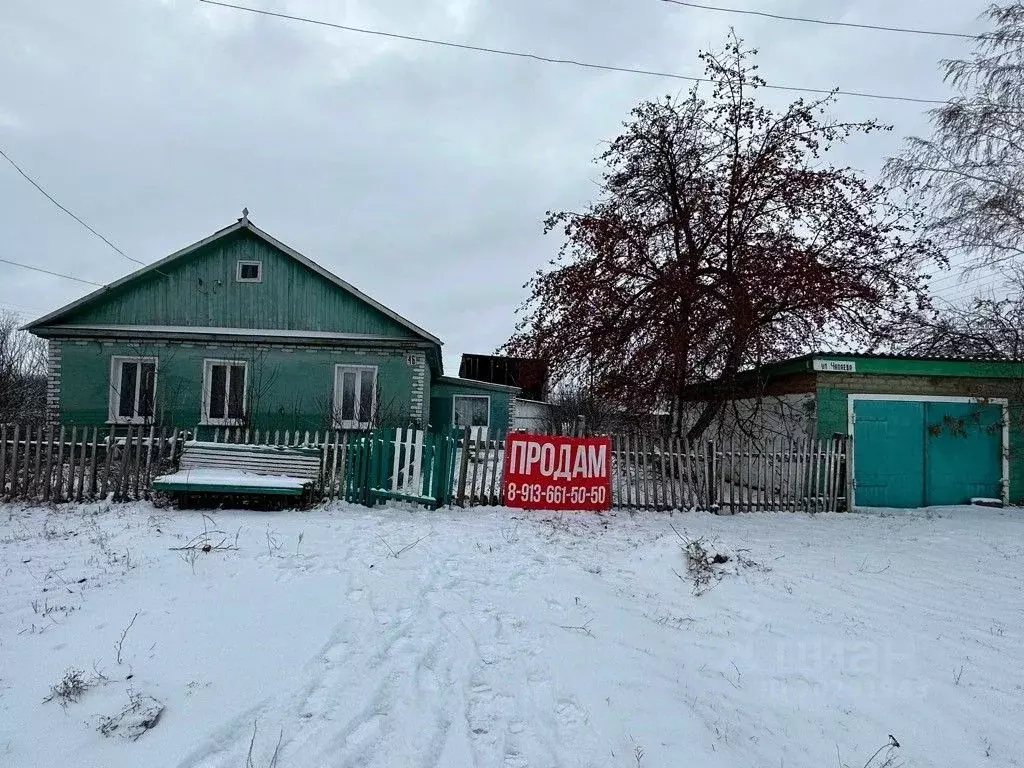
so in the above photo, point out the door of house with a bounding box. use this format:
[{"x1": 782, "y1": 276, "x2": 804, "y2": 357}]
[{"x1": 852, "y1": 397, "x2": 1004, "y2": 508}]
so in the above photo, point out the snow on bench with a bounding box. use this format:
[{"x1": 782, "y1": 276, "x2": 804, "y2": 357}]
[
  {"x1": 152, "y1": 441, "x2": 321, "y2": 497},
  {"x1": 151, "y1": 468, "x2": 311, "y2": 496}
]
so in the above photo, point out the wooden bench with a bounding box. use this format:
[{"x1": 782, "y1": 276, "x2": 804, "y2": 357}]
[{"x1": 152, "y1": 441, "x2": 321, "y2": 500}]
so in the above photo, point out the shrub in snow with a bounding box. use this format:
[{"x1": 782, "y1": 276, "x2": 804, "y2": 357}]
[
  {"x1": 672, "y1": 524, "x2": 765, "y2": 596},
  {"x1": 683, "y1": 536, "x2": 729, "y2": 595},
  {"x1": 98, "y1": 691, "x2": 164, "y2": 740},
  {"x1": 43, "y1": 666, "x2": 110, "y2": 708},
  {"x1": 44, "y1": 669, "x2": 90, "y2": 707}
]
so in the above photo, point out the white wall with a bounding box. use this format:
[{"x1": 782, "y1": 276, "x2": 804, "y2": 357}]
[{"x1": 513, "y1": 399, "x2": 552, "y2": 432}]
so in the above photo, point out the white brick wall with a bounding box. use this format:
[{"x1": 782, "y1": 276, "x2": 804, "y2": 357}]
[
  {"x1": 46, "y1": 339, "x2": 62, "y2": 424},
  {"x1": 407, "y1": 351, "x2": 428, "y2": 425}
]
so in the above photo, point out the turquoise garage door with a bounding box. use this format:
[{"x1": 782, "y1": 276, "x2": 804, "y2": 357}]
[{"x1": 853, "y1": 399, "x2": 1003, "y2": 508}]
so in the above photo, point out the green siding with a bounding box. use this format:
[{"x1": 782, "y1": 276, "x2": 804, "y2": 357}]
[
  {"x1": 816, "y1": 386, "x2": 849, "y2": 439},
  {"x1": 814, "y1": 356, "x2": 1024, "y2": 379},
  {"x1": 58, "y1": 340, "x2": 419, "y2": 434},
  {"x1": 59, "y1": 230, "x2": 420, "y2": 339},
  {"x1": 759, "y1": 354, "x2": 1024, "y2": 380},
  {"x1": 430, "y1": 380, "x2": 513, "y2": 435},
  {"x1": 430, "y1": 395, "x2": 453, "y2": 432}
]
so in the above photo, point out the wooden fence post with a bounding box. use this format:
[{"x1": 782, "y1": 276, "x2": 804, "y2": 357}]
[
  {"x1": 32, "y1": 424, "x2": 43, "y2": 499},
  {"x1": 65, "y1": 426, "x2": 80, "y2": 502},
  {"x1": 87, "y1": 427, "x2": 100, "y2": 499},
  {"x1": 706, "y1": 441, "x2": 717, "y2": 510},
  {"x1": 130, "y1": 427, "x2": 142, "y2": 500},
  {"x1": 114, "y1": 424, "x2": 132, "y2": 501},
  {"x1": 0, "y1": 424, "x2": 7, "y2": 500},
  {"x1": 488, "y1": 435, "x2": 502, "y2": 506},
  {"x1": 842, "y1": 436, "x2": 851, "y2": 512},
  {"x1": 9, "y1": 425, "x2": 21, "y2": 500},
  {"x1": 456, "y1": 426, "x2": 471, "y2": 507},
  {"x1": 75, "y1": 427, "x2": 89, "y2": 501},
  {"x1": 20, "y1": 424, "x2": 32, "y2": 499},
  {"x1": 41, "y1": 425, "x2": 55, "y2": 503},
  {"x1": 474, "y1": 436, "x2": 488, "y2": 506}
]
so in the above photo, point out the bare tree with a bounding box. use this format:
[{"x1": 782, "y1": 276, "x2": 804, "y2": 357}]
[
  {"x1": 897, "y1": 266, "x2": 1024, "y2": 358},
  {"x1": 316, "y1": 385, "x2": 418, "y2": 433},
  {"x1": 506, "y1": 34, "x2": 937, "y2": 440},
  {"x1": 542, "y1": 381, "x2": 644, "y2": 436},
  {"x1": 0, "y1": 311, "x2": 47, "y2": 424},
  {"x1": 887, "y1": 3, "x2": 1024, "y2": 271},
  {"x1": 241, "y1": 346, "x2": 282, "y2": 430}
]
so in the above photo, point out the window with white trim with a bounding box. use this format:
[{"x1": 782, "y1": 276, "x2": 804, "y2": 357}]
[
  {"x1": 236, "y1": 260, "x2": 262, "y2": 283},
  {"x1": 109, "y1": 357, "x2": 157, "y2": 424},
  {"x1": 453, "y1": 395, "x2": 489, "y2": 429},
  {"x1": 333, "y1": 365, "x2": 377, "y2": 429},
  {"x1": 202, "y1": 360, "x2": 248, "y2": 425}
]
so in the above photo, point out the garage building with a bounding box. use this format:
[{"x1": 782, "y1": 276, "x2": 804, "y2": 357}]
[{"x1": 708, "y1": 354, "x2": 1023, "y2": 508}]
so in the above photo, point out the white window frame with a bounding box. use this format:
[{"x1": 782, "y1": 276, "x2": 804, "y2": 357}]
[
  {"x1": 452, "y1": 395, "x2": 490, "y2": 429},
  {"x1": 201, "y1": 359, "x2": 249, "y2": 426},
  {"x1": 333, "y1": 365, "x2": 378, "y2": 430},
  {"x1": 236, "y1": 260, "x2": 263, "y2": 283},
  {"x1": 108, "y1": 356, "x2": 159, "y2": 424}
]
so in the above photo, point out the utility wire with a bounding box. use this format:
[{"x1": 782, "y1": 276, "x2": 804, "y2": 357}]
[
  {"x1": 0, "y1": 145, "x2": 147, "y2": 268},
  {"x1": 659, "y1": 0, "x2": 993, "y2": 42},
  {"x1": 0, "y1": 257, "x2": 105, "y2": 286},
  {"x1": 929, "y1": 269, "x2": 1001, "y2": 290},
  {"x1": 941, "y1": 277, "x2": 1012, "y2": 304},
  {"x1": 198, "y1": 0, "x2": 950, "y2": 105}
]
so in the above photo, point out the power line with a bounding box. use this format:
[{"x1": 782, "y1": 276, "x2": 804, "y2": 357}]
[
  {"x1": 930, "y1": 259, "x2": 1021, "y2": 292},
  {"x1": 0, "y1": 257, "x2": 105, "y2": 286},
  {"x1": 198, "y1": 0, "x2": 950, "y2": 105},
  {"x1": 941, "y1": 277, "x2": 1013, "y2": 304},
  {"x1": 929, "y1": 269, "x2": 1001, "y2": 290},
  {"x1": 0, "y1": 145, "x2": 146, "y2": 268},
  {"x1": 659, "y1": 1, "x2": 993, "y2": 42}
]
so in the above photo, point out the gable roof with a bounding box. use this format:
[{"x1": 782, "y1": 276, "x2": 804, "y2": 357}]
[{"x1": 24, "y1": 217, "x2": 443, "y2": 346}]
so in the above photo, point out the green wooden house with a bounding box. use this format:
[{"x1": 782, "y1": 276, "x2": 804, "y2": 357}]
[
  {"x1": 692, "y1": 353, "x2": 1024, "y2": 508},
  {"x1": 25, "y1": 215, "x2": 518, "y2": 438}
]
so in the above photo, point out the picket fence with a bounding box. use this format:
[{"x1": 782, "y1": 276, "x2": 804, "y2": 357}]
[
  {"x1": 0, "y1": 423, "x2": 187, "y2": 504},
  {"x1": 0, "y1": 424, "x2": 848, "y2": 512},
  {"x1": 455, "y1": 433, "x2": 849, "y2": 513}
]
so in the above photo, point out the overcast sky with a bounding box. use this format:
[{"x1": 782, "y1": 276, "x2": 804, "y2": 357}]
[{"x1": 0, "y1": 0, "x2": 994, "y2": 373}]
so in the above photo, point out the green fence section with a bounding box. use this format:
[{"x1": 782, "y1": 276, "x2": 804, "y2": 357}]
[{"x1": 336, "y1": 428, "x2": 459, "y2": 509}]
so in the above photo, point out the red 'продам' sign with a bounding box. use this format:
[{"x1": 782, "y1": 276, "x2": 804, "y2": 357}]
[{"x1": 503, "y1": 434, "x2": 612, "y2": 511}]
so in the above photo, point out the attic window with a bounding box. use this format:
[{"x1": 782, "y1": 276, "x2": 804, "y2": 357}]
[{"x1": 236, "y1": 260, "x2": 262, "y2": 283}]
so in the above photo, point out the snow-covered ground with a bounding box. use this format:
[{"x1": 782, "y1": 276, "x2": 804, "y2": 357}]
[{"x1": 1, "y1": 502, "x2": 1022, "y2": 768}]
